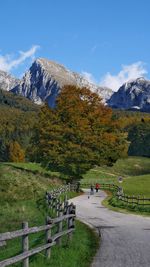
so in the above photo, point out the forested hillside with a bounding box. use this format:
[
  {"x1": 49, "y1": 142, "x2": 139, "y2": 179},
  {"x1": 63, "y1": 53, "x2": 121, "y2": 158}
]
[
  {"x1": 113, "y1": 110, "x2": 150, "y2": 157},
  {"x1": 0, "y1": 88, "x2": 150, "y2": 163},
  {"x1": 0, "y1": 89, "x2": 39, "y2": 111},
  {"x1": 0, "y1": 90, "x2": 39, "y2": 161}
]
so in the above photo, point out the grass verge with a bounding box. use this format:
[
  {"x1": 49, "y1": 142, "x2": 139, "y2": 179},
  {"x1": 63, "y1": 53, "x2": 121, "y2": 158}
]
[
  {"x1": 28, "y1": 221, "x2": 99, "y2": 267},
  {"x1": 0, "y1": 163, "x2": 99, "y2": 267},
  {"x1": 102, "y1": 191, "x2": 150, "y2": 216}
]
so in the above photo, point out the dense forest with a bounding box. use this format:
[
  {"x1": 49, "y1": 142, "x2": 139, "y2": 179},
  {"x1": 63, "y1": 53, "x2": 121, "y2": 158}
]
[
  {"x1": 0, "y1": 89, "x2": 39, "y2": 161},
  {"x1": 0, "y1": 88, "x2": 149, "y2": 165},
  {"x1": 113, "y1": 110, "x2": 150, "y2": 157}
]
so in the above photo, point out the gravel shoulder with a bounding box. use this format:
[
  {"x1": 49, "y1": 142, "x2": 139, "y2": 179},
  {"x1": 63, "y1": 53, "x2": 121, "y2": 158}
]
[{"x1": 71, "y1": 189, "x2": 150, "y2": 267}]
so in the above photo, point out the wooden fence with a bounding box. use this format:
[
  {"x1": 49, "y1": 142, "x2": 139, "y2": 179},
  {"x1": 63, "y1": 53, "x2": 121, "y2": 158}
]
[
  {"x1": 82, "y1": 182, "x2": 150, "y2": 206},
  {"x1": 0, "y1": 185, "x2": 76, "y2": 267}
]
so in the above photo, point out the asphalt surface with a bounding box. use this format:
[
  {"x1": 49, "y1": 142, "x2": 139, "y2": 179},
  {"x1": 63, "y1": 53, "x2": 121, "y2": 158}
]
[{"x1": 71, "y1": 190, "x2": 150, "y2": 267}]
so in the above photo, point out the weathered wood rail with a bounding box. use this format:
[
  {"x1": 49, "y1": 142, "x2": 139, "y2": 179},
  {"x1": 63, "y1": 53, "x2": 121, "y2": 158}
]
[
  {"x1": 82, "y1": 182, "x2": 150, "y2": 206},
  {"x1": 0, "y1": 184, "x2": 76, "y2": 267}
]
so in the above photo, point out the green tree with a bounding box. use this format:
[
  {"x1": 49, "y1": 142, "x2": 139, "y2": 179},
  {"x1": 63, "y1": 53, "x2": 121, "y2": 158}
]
[
  {"x1": 128, "y1": 120, "x2": 150, "y2": 157},
  {"x1": 33, "y1": 85, "x2": 128, "y2": 180}
]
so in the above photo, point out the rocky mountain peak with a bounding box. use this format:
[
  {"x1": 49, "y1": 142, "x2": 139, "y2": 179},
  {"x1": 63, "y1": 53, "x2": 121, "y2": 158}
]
[
  {"x1": 0, "y1": 70, "x2": 20, "y2": 91},
  {"x1": 32, "y1": 58, "x2": 77, "y2": 87},
  {"x1": 11, "y1": 58, "x2": 113, "y2": 107},
  {"x1": 107, "y1": 77, "x2": 150, "y2": 112}
]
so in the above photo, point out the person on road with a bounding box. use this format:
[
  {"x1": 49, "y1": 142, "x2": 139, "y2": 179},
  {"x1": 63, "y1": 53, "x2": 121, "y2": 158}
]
[
  {"x1": 95, "y1": 183, "x2": 100, "y2": 192},
  {"x1": 90, "y1": 185, "x2": 94, "y2": 195}
]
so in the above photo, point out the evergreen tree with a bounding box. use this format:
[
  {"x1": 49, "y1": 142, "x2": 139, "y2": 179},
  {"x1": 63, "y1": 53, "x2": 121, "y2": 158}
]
[{"x1": 128, "y1": 121, "x2": 150, "y2": 157}]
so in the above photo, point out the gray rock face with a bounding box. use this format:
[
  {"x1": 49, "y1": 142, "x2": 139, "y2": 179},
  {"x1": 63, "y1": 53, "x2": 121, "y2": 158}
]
[
  {"x1": 107, "y1": 77, "x2": 150, "y2": 112},
  {"x1": 0, "y1": 70, "x2": 19, "y2": 91},
  {"x1": 11, "y1": 58, "x2": 113, "y2": 107}
]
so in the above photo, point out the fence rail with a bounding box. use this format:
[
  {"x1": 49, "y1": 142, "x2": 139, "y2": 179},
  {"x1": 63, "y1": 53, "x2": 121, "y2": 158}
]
[{"x1": 0, "y1": 184, "x2": 76, "y2": 267}]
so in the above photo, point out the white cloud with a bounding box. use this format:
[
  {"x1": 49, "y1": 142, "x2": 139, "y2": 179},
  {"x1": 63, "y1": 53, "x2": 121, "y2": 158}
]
[
  {"x1": 0, "y1": 45, "x2": 40, "y2": 72},
  {"x1": 81, "y1": 71, "x2": 96, "y2": 84},
  {"x1": 100, "y1": 62, "x2": 147, "y2": 91}
]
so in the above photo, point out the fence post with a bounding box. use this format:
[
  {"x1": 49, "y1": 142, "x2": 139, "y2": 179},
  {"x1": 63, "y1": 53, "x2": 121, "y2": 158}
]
[
  {"x1": 64, "y1": 194, "x2": 67, "y2": 203},
  {"x1": 68, "y1": 183, "x2": 71, "y2": 192},
  {"x1": 72, "y1": 204, "x2": 76, "y2": 229},
  {"x1": 48, "y1": 194, "x2": 52, "y2": 210},
  {"x1": 68, "y1": 203, "x2": 73, "y2": 241},
  {"x1": 51, "y1": 196, "x2": 54, "y2": 213},
  {"x1": 64, "y1": 199, "x2": 68, "y2": 215},
  {"x1": 22, "y1": 222, "x2": 29, "y2": 267},
  {"x1": 53, "y1": 196, "x2": 56, "y2": 214},
  {"x1": 56, "y1": 199, "x2": 60, "y2": 217},
  {"x1": 57, "y1": 203, "x2": 63, "y2": 245},
  {"x1": 127, "y1": 195, "x2": 129, "y2": 205},
  {"x1": 45, "y1": 216, "x2": 52, "y2": 259},
  {"x1": 46, "y1": 192, "x2": 49, "y2": 205}
]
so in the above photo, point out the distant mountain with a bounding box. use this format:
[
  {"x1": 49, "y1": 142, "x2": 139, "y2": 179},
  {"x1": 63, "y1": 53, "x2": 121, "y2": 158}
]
[
  {"x1": 0, "y1": 70, "x2": 20, "y2": 91},
  {"x1": 107, "y1": 77, "x2": 150, "y2": 112},
  {"x1": 2, "y1": 58, "x2": 150, "y2": 112},
  {"x1": 11, "y1": 58, "x2": 113, "y2": 107}
]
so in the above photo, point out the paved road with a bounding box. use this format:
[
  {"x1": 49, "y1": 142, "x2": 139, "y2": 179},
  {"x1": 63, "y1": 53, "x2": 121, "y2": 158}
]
[{"x1": 71, "y1": 190, "x2": 150, "y2": 267}]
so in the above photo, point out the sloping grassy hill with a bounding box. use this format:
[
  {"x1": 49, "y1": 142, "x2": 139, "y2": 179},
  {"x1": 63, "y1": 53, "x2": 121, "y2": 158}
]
[
  {"x1": 5, "y1": 162, "x2": 60, "y2": 178},
  {"x1": 0, "y1": 163, "x2": 98, "y2": 267},
  {"x1": 0, "y1": 163, "x2": 61, "y2": 232},
  {"x1": 0, "y1": 163, "x2": 60, "y2": 203}
]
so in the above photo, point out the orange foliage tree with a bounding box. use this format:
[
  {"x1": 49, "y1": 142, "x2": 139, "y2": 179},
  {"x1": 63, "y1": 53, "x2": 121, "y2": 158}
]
[
  {"x1": 9, "y1": 141, "x2": 25, "y2": 162},
  {"x1": 33, "y1": 85, "x2": 128, "y2": 180}
]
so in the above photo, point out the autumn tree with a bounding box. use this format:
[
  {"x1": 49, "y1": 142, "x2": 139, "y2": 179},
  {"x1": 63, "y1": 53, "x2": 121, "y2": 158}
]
[
  {"x1": 9, "y1": 141, "x2": 25, "y2": 162},
  {"x1": 34, "y1": 85, "x2": 128, "y2": 180}
]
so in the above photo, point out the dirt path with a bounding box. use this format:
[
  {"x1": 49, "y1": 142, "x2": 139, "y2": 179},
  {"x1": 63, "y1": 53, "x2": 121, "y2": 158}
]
[{"x1": 71, "y1": 189, "x2": 150, "y2": 267}]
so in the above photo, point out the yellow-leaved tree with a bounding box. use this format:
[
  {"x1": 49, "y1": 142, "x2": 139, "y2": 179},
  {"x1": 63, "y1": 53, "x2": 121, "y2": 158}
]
[{"x1": 9, "y1": 141, "x2": 25, "y2": 162}]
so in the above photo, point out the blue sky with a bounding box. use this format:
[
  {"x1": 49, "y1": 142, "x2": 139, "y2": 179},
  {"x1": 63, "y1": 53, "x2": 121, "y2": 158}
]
[{"x1": 0, "y1": 0, "x2": 150, "y2": 90}]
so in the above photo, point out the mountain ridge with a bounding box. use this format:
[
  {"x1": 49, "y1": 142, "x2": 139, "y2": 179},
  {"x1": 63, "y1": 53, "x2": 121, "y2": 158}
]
[
  {"x1": 11, "y1": 58, "x2": 113, "y2": 107},
  {"x1": 0, "y1": 58, "x2": 150, "y2": 112}
]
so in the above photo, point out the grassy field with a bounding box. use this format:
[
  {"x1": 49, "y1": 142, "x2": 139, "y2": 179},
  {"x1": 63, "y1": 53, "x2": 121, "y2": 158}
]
[
  {"x1": 82, "y1": 156, "x2": 150, "y2": 197},
  {"x1": 119, "y1": 174, "x2": 150, "y2": 197},
  {"x1": 0, "y1": 163, "x2": 99, "y2": 267}
]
